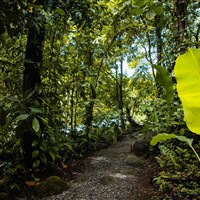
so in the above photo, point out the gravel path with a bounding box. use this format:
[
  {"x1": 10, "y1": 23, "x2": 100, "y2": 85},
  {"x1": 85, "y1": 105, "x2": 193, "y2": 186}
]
[{"x1": 42, "y1": 134, "x2": 150, "y2": 200}]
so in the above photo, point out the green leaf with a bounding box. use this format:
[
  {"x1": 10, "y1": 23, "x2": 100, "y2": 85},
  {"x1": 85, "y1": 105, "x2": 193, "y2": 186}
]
[
  {"x1": 88, "y1": 77, "x2": 97, "y2": 89},
  {"x1": 175, "y1": 135, "x2": 193, "y2": 146},
  {"x1": 33, "y1": 160, "x2": 40, "y2": 168},
  {"x1": 24, "y1": 90, "x2": 35, "y2": 100},
  {"x1": 154, "y1": 5, "x2": 163, "y2": 15},
  {"x1": 30, "y1": 107, "x2": 43, "y2": 114},
  {"x1": 150, "y1": 133, "x2": 193, "y2": 147},
  {"x1": 134, "y1": 0, "x2": 146, "y2": 7},
  {"x1": 32, "y1": 118, "x2": 40, "y2": 133},
  {"x1": 179, "y1": 128, "x2": 185, "y2": 135},
  {"x1": 32, "y1": 140, "x2": 39, "y2": 147},
  {"x1": 24, "y1": 59, "x2": 34, "y2": 64},
  {"x1": 40, "y1": 153, "x2": 47, "y2": 164},
  {"x1": 49, "y1": 152, "x2": 56, "y2": 161},
  {"x1": 154, "y1": 65, "x2": 174, "y2": 104},
  {"x1": 35, "y1": 130, "x2": 41, "y2": 138},
  {"x1": 38, "y1": 116, "x2": 48, "y2": 126},
  {"x1": 54, "y1": 8, "x2": 65, "y2": 16},
  {"x1": 132, "y1": 7, "x2": 143, "y2": 15},
  {"x1": 146, "y1": 11, "x2": 156, "y2": 20},
  {"x1": 4, "y1": 96, "x2": 20, "y2": 103},
  {"x1": 64, "y1": 143, "x2": 74, "y2": 152},
  {"x1": 150, "y1": 133, "x2": 176, "y2": 145},
  {"x1": 14, "y1": 114, "x2": 29, "y2": 123},
  {"x1": 174, "y1": 48, "x2": 200, "y2": 134},
  {"x1": 128, "y1": 59, "x2": 138, "y2": 69},
  {"x1": 40, "y1": 142, "x2": 48, "y2": 152},
  {"x1": 32, "y1": 150, "x2": 39, "y2": 159}
]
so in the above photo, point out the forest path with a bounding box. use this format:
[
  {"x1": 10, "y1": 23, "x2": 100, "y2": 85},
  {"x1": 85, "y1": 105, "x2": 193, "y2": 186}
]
[{"x1": 42, "y1": 133, "x2": 157, "y2": 200}]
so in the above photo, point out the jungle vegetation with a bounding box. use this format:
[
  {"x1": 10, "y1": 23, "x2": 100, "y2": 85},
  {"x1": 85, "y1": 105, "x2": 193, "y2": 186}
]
[{"x1": 0, "y1": 0, "x2": 199, "y2": 199}]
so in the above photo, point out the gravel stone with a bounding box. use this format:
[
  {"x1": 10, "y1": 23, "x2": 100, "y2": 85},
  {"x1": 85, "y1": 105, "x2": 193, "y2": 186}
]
[{"x1": 41, "y1": 133, "x2": 148, "y2": 200}]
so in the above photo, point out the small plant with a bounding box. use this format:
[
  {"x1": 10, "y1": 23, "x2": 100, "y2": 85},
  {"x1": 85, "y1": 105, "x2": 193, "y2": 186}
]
[
  {"x1": 151, "y1": 133, "x2": 200, "y2": 162},
  {"x1": 152, "y1": 142, "x2": 200, "y2": 199}
]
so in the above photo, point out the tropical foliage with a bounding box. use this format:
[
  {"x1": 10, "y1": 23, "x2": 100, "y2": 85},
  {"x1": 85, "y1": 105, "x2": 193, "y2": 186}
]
[
  {"x1": 174, "y1": 48, "x2": 200, "y2": 135},
  {"x1": 0, "y1": 0, "x2": 199, "y2": 199}
]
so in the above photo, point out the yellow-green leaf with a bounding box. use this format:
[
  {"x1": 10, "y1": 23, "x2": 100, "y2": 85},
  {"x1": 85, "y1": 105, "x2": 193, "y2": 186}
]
[
  {"x1": 32, "y1": 150, "x2": 39, "y2": 159},
  {"x1": 33, "y1": 160, "x2": 40, "y2": 168},
  {"x1": 14, "y1": 114, "x2": 29, "y2": 123},
  {"x1": 32, "y1": 140, "x2": 39, "y2": 147},
  {"x1": 154, "y1": 65, "x2": 174, "y2": 104},
  {"x1": 40, "y1": 142, "x2": 48, "y2": 152},
  {"x1": 40, "y1": 153, "x2": 47, "y2": 164},
  {"x1": 150, "y1": 133, "x2": 193, "y2": 147},
  {"x1": 128, "y1": 59, "x2": 138, "y2": 69},
  {"x1": 64, "y1": 143, "x2": 74, "y2": 152},
  {"x1": 30, "y1": 107, "x2": 43, "y2": 114},
  {"x1": 49, "y1": 152, "x2": 56, "y2": 161},
  {"x1": 150, "y1": 133, "x2": 176, "y2": 146},
  {"x1": 54, "y1": 8, "x2": 65, "y2": 16},
  {"x1": 174, "y1": 48, "x2": 200, "y2": 134},
  {"x1": 32, "y1": 118, "x2": 40, "y2": 133}
]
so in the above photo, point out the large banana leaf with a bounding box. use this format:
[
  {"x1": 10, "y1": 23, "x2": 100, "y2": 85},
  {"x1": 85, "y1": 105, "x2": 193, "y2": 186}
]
[
  {"x1": 174, "y1": 48, "x2": 200, "y2": 134},
  {"x1": 154, "y1": 65, "x2": 174, "y2": 105}
]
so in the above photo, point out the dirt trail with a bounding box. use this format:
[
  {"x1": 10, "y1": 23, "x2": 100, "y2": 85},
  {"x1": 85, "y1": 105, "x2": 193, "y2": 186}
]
[{"x1": 42, "y1": 134, "x2": 157, "y2": 200}]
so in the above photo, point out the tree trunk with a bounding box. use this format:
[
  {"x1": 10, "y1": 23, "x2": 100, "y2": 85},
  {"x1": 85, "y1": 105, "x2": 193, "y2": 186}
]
[
  {"x1": 83, "y1": 49, "x2": 96, "y2": 150},
  {"x1": 155, "y1": 15, "x2": 162, "y2": 65},
  {"x1": 119, "y1": 58, "x2": 125, "y2": 130},
  {"x1": 84, "y1": 84, "x2": 96, "y2": 150},
  {"x1": 175, "y1": 0, "x2": 189, "y2": 53},
  {"x1": 115, "y1": 66, "x2": 119, "y2": 105},
  {"x1": 21, "y1": 14, "x2": 45, "y2": 168},
  {"x1": 70, "y1": 72, "x2": 75, "y2": 133},
  {"x1": 126, "y1": 107, "x2": 140, "y2": 131},
  {"x1": 155, "y1": 12, "x2": 164, "y2": 96},
  {"x1": 194, "y1": 24, "x2": 200, "y2": 48}
]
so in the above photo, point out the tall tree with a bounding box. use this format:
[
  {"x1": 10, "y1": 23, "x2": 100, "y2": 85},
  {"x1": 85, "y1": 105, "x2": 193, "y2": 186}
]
[
  {"x1": 119, "y1": 57, "x2": 125, "y2": 130},
  {"x1": 175, "y1": 0, "x2": 189, "y2": 53},
  {"x1": 155, "y1": 0, "x2": 162, "y2": 65},
  {"x1": 21, "y1": 2, "x2": 45, "y2": 168}
]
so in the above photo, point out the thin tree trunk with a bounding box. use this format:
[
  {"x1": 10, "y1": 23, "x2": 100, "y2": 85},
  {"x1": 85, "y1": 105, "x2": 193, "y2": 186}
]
[
  {"x1": 119, "y1": 58, "x2": 125, "y2": 130},
  {"x1": 155, "y1": 15, "x2": 162, "y2": 65},
  {"x1": 175, "y1": 0, "x2": 189, "y2": 53},
  {"x1": 84, "y1": 50, "x2": 96, "y2": 150},
  {"x1": 21, "y1": 11, "x2": 45, "y2": 168},
  {"x1": 115, "y1": 65, "x2": 119, "y2": 104},
  {"x1": 70, "y1": 72, "x2": 75, "y2": 133},
  {"x1": 83, "y1": 34, "x2": 118, "y2": 149},
  {"x1": 155, "y1": 12, "x2": 164, "y2": 96},
  {"x1": 84, "y1": 84, "x2": 96, "y2": 150},
  {"x1": 194, "y1": 24, "x2": 200, "y2": 48}
]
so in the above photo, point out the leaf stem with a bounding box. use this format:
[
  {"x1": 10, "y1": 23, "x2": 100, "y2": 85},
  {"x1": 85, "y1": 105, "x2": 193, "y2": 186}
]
[{"x1": 190, "y1": 145, "x2": 200, "y2": 162}]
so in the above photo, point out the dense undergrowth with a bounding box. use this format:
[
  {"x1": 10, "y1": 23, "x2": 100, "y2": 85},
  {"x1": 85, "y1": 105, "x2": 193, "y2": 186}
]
[
  {"x1": 1, "y1": 122, "x2": 200, "y2": 200},
  {"x1": 153, "y1": 136, "x2": 200, "y2": 200},
  {"x1": 0, "y1": 119, "x2": 122, "y2": 196}
]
